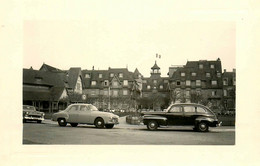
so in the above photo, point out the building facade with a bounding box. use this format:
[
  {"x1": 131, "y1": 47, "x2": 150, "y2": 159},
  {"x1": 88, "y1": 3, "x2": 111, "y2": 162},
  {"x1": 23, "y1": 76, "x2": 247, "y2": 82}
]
[
  {"x1": 168, "y1": 58, "x2": 223, "y2": 113},
  {"x1": 222, "y1": 69, "x2": 236, "y2": 113}
]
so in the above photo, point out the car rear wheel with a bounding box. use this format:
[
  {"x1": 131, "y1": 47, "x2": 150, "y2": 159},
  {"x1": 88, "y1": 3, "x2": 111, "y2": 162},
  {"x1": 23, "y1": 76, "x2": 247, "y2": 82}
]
[
  {"x1": 197, "y1": 122, "x2": 209, "y2": 132},
  {"x1": 70, "y1": 123, "x2": 78, "y2": 127},
  {"x1": 58, "y1": 118, "x2": 67, "y2": 127},
  {"x1": 95, "y1": 118, "x2": 104, "y2": 128},
  {"x1": 105, "y1": 124, "x2": 114, "y2": 129},
  {"x1": 147, "y1": 120, "x2": 158, "y2": 131}
]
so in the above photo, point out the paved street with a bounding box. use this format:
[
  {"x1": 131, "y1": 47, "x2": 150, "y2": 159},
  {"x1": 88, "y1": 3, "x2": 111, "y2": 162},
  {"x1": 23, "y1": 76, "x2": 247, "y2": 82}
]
[{"x1": 23, "y1": 117, "x2": 235, "y2": 145}]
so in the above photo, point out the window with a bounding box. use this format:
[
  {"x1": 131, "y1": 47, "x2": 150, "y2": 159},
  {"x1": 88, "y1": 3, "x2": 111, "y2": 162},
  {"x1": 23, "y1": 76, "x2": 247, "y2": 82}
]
[
  {"x1": 147, "y1": 85, "x2": 151, "y2": 89},
  {"x1": 223, "y1": 78, "x2": 228, "y2": 85},
  {"x1": 123, "y1": 90, "x2": 128, "y2": 95},
  {"x1": 186, "y1": 80, "x2": 191, "y2": 86},
  {"x1": 196, "y1": 80, "x2": 201, "y2": 86},
  {"x1": 183, "y1": 106, "x2": 195, "y2": 113},
  {"x1": 181, "y1": 72, "x2": 185, "y2": 77},
  {"x1": 68, "y1": 105, "x2": 79, "y2": 112},
  {"x1": 98, "y1": 74, "x2": 102, "y2": 78},
  {"x1": 199, "y1": 64, "x2": 203, "y2": 69},
  {"x1": 185, "y1": 90, "x2": 190, "y2": 97},
  {"x1": 192, "y1": 72, "x2": 197, "y2": 76},
  {"x1": 123, "y1": 80, "x2": 128, "y2": 86},
  {"x1": 169, "y1": 106, "x2": 182, "y2": 113},
  {"x1": 196, "y1": 107, "x2": 207, "y2": 113},
  {"x1": 80, "y1": 106, "x2": 89, "y2": 112},
  {"x1": 160, "y1": 85, "x2": 163, "y2": 89},
  {"x1": 210, "y1": 64, "x2": 215, "y2": 69},
  {"x1": 212, "y1": 90, "x2": 217, "y2": 96},
  {"x1": 143, "y1": 80, "x2": 147, "y2": 84},
  {"x1": 76, "y1": 83, "x2": 81, "y2": 90},
  {"x1": 153, "y1": 80, "x2": 157, "y2": 84},
  {"x1": 153, "y1": 87, "x2": 156, "y2": 89},
  {"x1": 223, "y1": 90, "x2": 227, "y2": 96},
  {"x1": 104, "y1": 80, "x2": 109, "y2": 86},
  {"x1": 206, "y1": 73, "x2": 211, "y2": 77},
  {"x1": 85, "y1": 74, "x2": 90, "y2": 78},
  {"x1": 217, "y1": 72, "x2": 221, "y2": 77},
  {"x1": 110, "y1": 73, "x2": 114, "y2": 77},
  {"x1": 104, "y1": 90, "x2": 108, "y2": 96},
  {"x1": 176, "y1": 81, "x2": 181, "y2": 86},
  {"x1": 233, "y1": 78, "x2": 236, "y2": 85},
  {"x1": 119, "y1": 73, "x2": 123, "y2": 78},
  {"x1": 113, "y1": 81, "x2": 118, "y2": 86},
  {"x1": 91, "y1": 81, "x2": 97, "y2": 86},
  {"x1": 211, "y1": 80, "x2": 217, "y2": 85},
  {"x1": 112, "y1": 90, "x2": 118, "y2": 96},
  {"x1": 164, "y1": 80, "x2": 168, "y2": 83},
  {"x1": 91, "y1": 90, "x2": 96, "y2": 95}
]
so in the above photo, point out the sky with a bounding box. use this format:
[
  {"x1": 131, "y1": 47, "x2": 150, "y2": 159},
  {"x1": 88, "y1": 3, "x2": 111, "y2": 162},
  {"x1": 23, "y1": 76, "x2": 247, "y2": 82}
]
[{"x1": 23, "y1": 0, "x2": 236, "y2": 77}]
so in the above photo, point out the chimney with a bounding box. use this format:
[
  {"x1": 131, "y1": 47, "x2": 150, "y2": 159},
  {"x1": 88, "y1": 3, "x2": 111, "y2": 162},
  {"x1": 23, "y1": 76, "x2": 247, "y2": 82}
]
[
  {"x1": 224, "y1": 69, "x2": 226, "y2": 72},
  {"x1": 233, "y1": 69, "x2": 236, "y2": 72},
  {"x1": 92, "y1": 66, "x2": 94, "y2": 70}
]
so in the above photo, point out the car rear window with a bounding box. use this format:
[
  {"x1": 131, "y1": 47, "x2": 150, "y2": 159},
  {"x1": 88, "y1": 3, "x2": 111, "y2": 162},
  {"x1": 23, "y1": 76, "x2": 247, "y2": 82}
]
[{"x1": 196, "y1": 107, "x2": 207, "y2": 113}]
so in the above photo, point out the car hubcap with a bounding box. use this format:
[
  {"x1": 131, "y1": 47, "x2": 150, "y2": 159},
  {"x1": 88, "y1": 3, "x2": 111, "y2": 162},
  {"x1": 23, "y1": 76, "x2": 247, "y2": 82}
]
[
  {"x1": 200, "y1": 124, "x2": 206, "y2": 129},
  {"x1": 61, "y1": 120, "x2": 64, "y2": 123},
  {"x1": 98, "y1": 121, "x2": 102, "y2": 125},
  {"x1": 150, "y1": 122, "x2": 155, "y2": 128}
]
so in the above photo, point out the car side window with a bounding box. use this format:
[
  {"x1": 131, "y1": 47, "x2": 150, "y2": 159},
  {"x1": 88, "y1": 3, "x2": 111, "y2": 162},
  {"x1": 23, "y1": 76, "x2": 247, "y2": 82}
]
[
  {"x1": 80, "y1": 105, "x2": 90, "y2": 111},
  {"x1": 183, "y1": 106, "x2": 196, "y2": 113},
  {"x1": 68, "y1": 105, "x2": 79, "y2": 112},
  {"x1": 169, "y1": 106, "x2": 182, "y2": 113},
  {"x1": 196, "y1": 107, "x2": 207, "y2": 113}
]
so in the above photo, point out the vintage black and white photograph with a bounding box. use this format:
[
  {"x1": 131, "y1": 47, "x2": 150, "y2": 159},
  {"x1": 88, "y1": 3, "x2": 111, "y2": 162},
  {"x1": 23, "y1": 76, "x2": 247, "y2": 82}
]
[{"x1": 1, "y1": 0, "x2": 260, "y2": 166}]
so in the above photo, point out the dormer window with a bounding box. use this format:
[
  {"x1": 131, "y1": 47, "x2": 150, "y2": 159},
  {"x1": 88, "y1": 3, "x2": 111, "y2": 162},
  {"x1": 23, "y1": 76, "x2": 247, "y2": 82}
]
[
  {"x1": 210, "y1": 64, "x2": 215, "y2": 69},
  {"x1": 160, "y1": 85, "x2": 163, "y2": 89},
  {"x1": 110, "y1": 73, "x2": 114, "y2": 77},
  {"x1": 104, "y1": 80, "x2": 109, "y2": 86},
  {"x1": 119, "y1": 73, "x2": 123, "y2": 78},
  {"x1": 206, "y1": 73, "x2": 211, "y2": 77},
  {"x1": 153, "y1": 80, "x2": 157, "y2": 84},
  {"x1": 199, "y1": 64, "x2": 203, "y2": 69},
  {"x1": 99, "y1": 74, "x2": 102, "y2": 78},
  {"x1": 181, "y1": 72, "x2": 185, "y2": 77},
  {"x1": 147, "y1": 85, "x2": 151, "y2": 89},
  {"x1": 85, "y1": 74, "x2": 90, "y2": 78}
]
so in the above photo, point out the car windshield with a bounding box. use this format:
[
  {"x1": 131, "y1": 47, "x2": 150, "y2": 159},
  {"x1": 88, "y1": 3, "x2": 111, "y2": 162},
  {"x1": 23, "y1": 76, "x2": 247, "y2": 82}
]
[{"x1": 23, "y1": 105, "x2": 35, "y2": 111}]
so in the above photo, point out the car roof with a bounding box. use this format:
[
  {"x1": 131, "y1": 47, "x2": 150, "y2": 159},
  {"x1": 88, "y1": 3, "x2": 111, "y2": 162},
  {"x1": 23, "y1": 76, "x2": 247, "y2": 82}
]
[
  {"x1": 170, "y1": 103, "x2": 208, "y2": 108},
  {"x1": 69, "y1": 103, "x2": 92, "y2": 106}
]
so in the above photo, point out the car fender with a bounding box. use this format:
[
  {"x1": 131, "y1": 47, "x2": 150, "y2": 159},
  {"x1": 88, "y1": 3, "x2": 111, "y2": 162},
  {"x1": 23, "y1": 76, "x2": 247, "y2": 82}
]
[
  {"x1": 195, "y1": 116, "x2": 215, "y2": 124},
  {"x1": 52, "y1": 112, "x2": 69, "y2": 121}
]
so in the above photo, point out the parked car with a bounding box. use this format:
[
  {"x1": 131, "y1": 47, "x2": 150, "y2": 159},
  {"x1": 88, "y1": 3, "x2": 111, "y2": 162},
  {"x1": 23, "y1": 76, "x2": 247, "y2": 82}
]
[
  {"x1": 51, "y1": 103, "x2": 119, "y2": 129},
  {"x1": 23, "y1": 105, "x2": 45, "y2": 123},
  {"x1": 141, "y1": 103, "x2": 222, "y2": 132}
]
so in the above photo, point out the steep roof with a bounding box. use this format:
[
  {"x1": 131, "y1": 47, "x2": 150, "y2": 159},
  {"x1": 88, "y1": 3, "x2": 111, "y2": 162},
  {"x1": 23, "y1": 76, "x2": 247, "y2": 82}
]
[
  {"x1": 39, "y1": 63, "x2": 63, "y2": 72},
  {"x1": 151, "y1": 61, "x2": 160, "y2": 70},
  {"x1": 67, "y1": 68, "x2": 82, "y2": 89},
  {"x1": 23, "y1": 69, "x2": 67, "y2": 101}
]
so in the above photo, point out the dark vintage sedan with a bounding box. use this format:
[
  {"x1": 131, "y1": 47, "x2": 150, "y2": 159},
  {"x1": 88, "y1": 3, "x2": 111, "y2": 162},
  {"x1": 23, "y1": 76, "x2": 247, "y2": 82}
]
[
  {"x1": 142, "y1": 103, "x2": 222, "y2": 132},
  {"x1": 23, "y1": 105, "x2": 45, "y2": 123}
]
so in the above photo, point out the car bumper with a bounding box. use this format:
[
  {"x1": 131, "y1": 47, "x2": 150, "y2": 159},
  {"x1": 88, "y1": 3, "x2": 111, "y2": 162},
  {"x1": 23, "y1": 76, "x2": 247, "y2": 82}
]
[
  {"x1": 107, "y1": 118, "x2": 119, "y2": 124},
  {"x1": 24, "y1": 116, "x2": 44, "y2": 121}
]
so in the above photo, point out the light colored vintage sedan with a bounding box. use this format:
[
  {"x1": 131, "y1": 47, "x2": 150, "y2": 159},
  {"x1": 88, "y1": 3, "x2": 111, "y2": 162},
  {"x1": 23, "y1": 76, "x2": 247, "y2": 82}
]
[
  {"x1": 23, "y1": 105, "x2": 45, "y2": 123},
  {"x1": 52, "y1": 104, "x2": 119, "y2": 129}
]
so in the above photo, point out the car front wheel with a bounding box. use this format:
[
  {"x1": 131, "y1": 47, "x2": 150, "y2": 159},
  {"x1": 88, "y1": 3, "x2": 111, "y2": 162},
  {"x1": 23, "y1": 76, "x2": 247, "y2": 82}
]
[
  {"x1": 95, "y1": 118, "x2": 104, "y2": 128},
  {"x1": 147, "y1": 120, "x2": 158, "y2": 131},
  {"x1": 197, "y1": 122, "x2": 209, "y2": 132},
  {"x1": 58, "y1": 118, "x2": 67, "y2": 127},
  {"x1": 105, "y1": 124, "x2": 114, "y2": 129}
]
